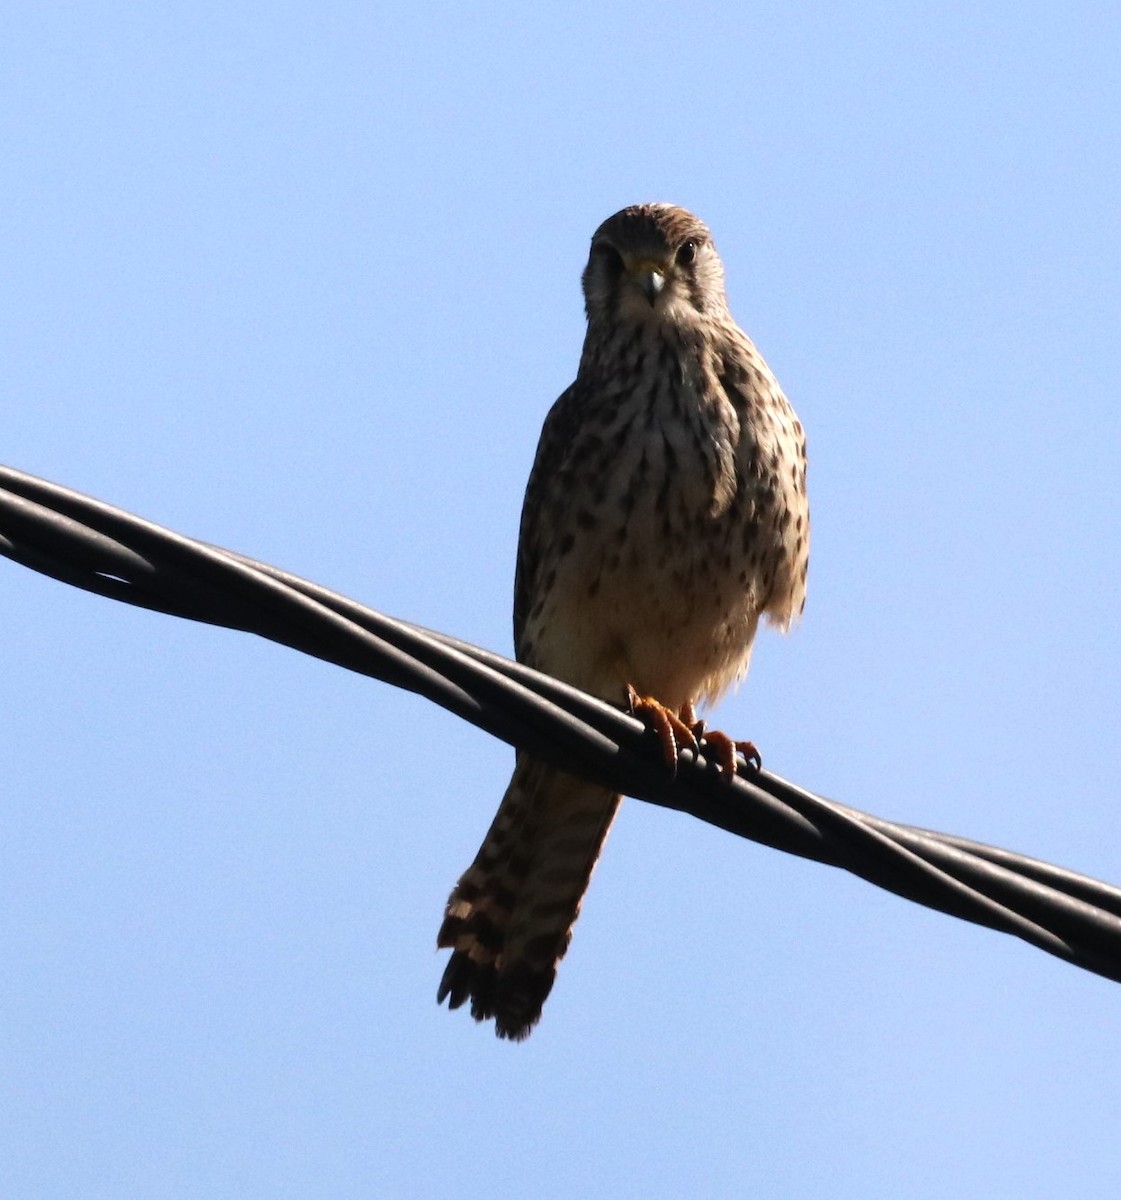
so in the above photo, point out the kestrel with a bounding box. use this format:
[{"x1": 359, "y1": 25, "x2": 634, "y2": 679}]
[{"x1": 437, "y1": 203, "x2": 809, "y2": 1039}]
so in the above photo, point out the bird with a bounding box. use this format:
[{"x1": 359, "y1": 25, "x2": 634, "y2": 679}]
[{"x1": 436, "y1": 203, "x2": 809, "y2": 1040}]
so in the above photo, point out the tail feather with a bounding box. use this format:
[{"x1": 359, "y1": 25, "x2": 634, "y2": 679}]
[{"x1": 437, "y1": 757, "x2": 619, "y2": 1040}]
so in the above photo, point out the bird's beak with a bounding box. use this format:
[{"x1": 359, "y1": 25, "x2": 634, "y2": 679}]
[{"x1": 630, "y1": 260, "x2": 667, "y2": 306}]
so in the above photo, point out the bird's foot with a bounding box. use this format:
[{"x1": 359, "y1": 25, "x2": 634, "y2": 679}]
[
  {"x1": 678, "y1": 701, "x2": 762, "y2": 779},
  {"x1": 626, "y1": 686, "x2": 699, "y2": 772},
  {"x1": 699, "y1": 728, "x2": 762, "y2": 778}
]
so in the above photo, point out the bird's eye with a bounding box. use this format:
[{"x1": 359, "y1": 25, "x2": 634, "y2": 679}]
[
  {"x1": 675, "y1": 240, "x2": 698, "y2": 267},
  {"x1": 590, "y1": 241, "x2": 624, "y2": 272}
]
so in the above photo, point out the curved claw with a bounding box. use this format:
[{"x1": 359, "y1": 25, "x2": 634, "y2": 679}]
[
  {"x1": 626, "y1": 686, "x2": 699, "y2": 772},
  {"x1": 698, "y1": 728, "x2": 762, "y2": 780}
]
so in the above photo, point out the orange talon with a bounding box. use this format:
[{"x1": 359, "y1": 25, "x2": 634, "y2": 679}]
[
  {"x1": 699, "y1": 728, "x2": 763, "y2": 779},
  {"x1": 626, "y1": 686, "x2": 699, "y2": 772},
  {"x1": 697, "y1": 727, "x2": 737, "y2": 778},
  {"x1": 735, "y1": 739, "x2": 762, "y2": 772},
  {"x1": 686, "y1": 721, "x2": 763, "y2": 780}
]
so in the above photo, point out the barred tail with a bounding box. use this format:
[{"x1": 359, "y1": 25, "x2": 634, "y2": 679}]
[{"x1": 436, "y1": 757, "x2": 620, "y2": 1040}]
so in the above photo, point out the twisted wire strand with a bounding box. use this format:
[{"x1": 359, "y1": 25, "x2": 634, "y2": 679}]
[{"x1": 3, "y1": 463, "x2": 1120, "y2": 984}]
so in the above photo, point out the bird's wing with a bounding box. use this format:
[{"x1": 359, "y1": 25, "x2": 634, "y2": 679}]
[{"x1": 513, "y1": 381, "x2": 583, "y2": 660}]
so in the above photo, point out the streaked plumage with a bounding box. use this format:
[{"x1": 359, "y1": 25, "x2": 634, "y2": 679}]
[{"x1": 438, "y1": 204, "x2": 809, "y2": 1039}]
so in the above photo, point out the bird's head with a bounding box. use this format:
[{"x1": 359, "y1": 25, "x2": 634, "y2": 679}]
[{"x1": 581, "y1": 203, "x2": 729, "y2": 328}]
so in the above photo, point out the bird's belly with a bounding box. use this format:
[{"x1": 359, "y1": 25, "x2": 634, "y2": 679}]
[
  {"x1": 524, "y1": 387, "x2": 805, "y2": 712},
  {"x1": 533, "y1": 518, "x2": 762, "y2": 711}
]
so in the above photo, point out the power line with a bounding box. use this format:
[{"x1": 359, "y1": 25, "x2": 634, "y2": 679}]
[{"x1": 3, "y1": 463, "x2": 1120, "y2": 983}]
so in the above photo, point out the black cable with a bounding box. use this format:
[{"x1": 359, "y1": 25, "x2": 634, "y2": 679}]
[{"x1": 3, "y1": 463, "x2": 1121, "y2": 984}]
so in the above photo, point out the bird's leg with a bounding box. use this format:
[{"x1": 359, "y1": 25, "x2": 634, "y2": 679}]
[
  {"x1": 626, "y1": 685, "x2": 699, "y2": 772},
  {"x1": 679, "y1": 700, "x2": 762, "y2": 779}
]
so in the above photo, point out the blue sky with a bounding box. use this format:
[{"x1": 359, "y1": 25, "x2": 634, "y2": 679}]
[{"x1": 3, "y1": 3, "x2": 1120, "y2": 1196}]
